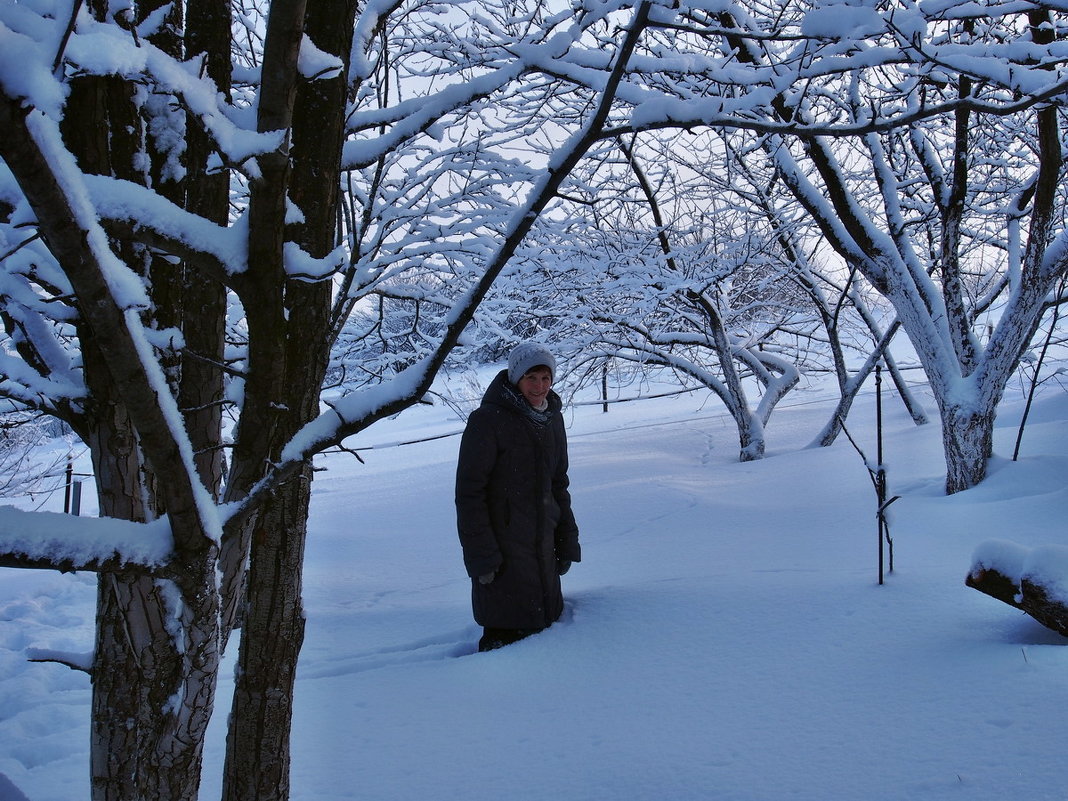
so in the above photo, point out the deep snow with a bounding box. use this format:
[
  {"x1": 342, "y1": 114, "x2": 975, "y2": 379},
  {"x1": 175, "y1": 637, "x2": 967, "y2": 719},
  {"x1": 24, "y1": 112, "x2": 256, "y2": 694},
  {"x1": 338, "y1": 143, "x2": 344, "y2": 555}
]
[{"x1": 1, "y1": 370, "x2": 1067, "y2": 801}]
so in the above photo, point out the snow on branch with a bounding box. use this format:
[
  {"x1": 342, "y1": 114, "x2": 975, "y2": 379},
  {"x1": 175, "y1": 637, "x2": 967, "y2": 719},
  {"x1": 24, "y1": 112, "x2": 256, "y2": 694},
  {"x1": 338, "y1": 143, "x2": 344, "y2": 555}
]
[
  {"x1": 67, "y1": 20, "x2": 281, "y2": 164},
  {"x1": 298, "y1": 33, "x2": 344, "y2": 80},
  {"x1": 343, "y1": 64, "x2": 528, "y2": 169},
  {"x1": 26, "y1": 647, "x2": 94, "y2": 672},
  {"x1": 279, "y1": 355, "x2": 434, "y2": 464},
  {"x1": 606, "y1": 0, "x2": 1068, "y2": 139},
  {"x1": 2, "y1": 1, "x2": 280, "y2": 169},
  {"x1": 0, "y1": 505, "x2": 172, "y2": 574},
  {"x1": 84, "y1": 174, "x2": 245, "y2": 278},
  {"x1": 342, "y1": 3, "x2": 612, "y2": 170},
  {"x1": 0, "y1": 96, "x2": 223, "y2": 548},
  {"x1": 225, "y1": 2, "x2": 659, "y2": 521},
  {"x1": 26, "y1": 647, "x2": 94, "y2": 674}
]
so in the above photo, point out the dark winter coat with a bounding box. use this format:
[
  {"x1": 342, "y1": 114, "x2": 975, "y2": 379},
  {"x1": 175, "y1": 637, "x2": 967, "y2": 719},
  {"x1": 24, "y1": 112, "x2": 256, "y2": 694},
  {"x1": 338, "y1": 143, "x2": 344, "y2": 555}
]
[{"x1": 455, "y1": 369, "x2": 581, "y2": 630}]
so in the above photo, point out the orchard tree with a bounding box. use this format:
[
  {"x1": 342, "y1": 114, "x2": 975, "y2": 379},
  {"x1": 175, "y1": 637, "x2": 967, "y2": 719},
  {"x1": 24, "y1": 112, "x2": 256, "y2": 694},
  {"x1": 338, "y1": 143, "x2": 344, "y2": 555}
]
[
  {"x1": 697, "y1": 133, "x2": 929, "y2": 444},
  {"x1": 503, "y1": 127, "x2": 916, "y2": 463},
  {"x1": 572, "y1": 0, "x2": 1068, "y2": 493},
  {"x1": 510, "y1": 136, "x2": 805, "y2": 461},
  {"x1": 0, "y1": 0, "x2": 659, "y2": 799}
]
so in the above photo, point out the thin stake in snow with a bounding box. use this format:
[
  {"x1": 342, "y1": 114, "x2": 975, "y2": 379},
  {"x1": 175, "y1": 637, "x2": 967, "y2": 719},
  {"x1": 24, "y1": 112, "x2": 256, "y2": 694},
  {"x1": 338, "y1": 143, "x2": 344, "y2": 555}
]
[
  {"x1": 62, "y1": 460, "x2": 89, "y2": 516},
  {"x1": 1012, "y1": 272, "x2": 1068, "y2": 462},
  {"x1": 874, "y1": 364, "x2": 897, "y2": 583},
  {"x1": 840, "y1": 364, "x2": 900, "y2": 585}
]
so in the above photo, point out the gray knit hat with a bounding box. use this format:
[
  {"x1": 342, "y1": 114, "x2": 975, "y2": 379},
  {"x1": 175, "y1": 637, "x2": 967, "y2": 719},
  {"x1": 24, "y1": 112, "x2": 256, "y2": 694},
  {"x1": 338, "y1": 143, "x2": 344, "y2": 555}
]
[{"x1": 507, "y1": 342, "x2": 556, "y2": 385}]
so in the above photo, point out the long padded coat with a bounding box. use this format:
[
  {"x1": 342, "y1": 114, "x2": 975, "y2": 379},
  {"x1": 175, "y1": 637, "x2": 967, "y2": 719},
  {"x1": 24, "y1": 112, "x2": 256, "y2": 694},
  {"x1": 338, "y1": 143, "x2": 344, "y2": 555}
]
[{"x1": 455, "y1": 369, "x2": 581, "y2": 630}]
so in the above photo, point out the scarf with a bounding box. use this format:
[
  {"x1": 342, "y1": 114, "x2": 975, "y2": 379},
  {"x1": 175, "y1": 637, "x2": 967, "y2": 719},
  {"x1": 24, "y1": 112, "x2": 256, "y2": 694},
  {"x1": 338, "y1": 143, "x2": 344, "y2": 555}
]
[{"x1": 499, "y1": 379, "x2": 554, "y2": 430}]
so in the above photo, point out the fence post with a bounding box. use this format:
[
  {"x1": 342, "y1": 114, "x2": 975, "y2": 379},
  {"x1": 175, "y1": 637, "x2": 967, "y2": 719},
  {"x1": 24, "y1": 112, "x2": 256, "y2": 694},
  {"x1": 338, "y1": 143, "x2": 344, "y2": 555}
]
[
  {"x1": 63, "y1": 460, "x2": 73, "y2": 515},
  {"x1": 601, "y1": 363, "x2": 609, "y2": 413}
]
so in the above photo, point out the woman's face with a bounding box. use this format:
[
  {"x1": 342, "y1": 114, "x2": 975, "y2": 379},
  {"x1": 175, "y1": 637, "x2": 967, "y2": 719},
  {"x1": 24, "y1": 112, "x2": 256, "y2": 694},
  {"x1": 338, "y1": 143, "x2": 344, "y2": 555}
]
[{"x1": 517, "y1": 366, "x2": 552, "y2": 407}]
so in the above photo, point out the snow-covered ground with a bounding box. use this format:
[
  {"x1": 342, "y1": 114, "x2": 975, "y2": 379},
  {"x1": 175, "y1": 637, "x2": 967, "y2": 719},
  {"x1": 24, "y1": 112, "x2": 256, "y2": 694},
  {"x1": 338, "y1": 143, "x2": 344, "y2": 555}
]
[{"x1": 1, "y1": 368, "x2": 1067, "y2": 801}]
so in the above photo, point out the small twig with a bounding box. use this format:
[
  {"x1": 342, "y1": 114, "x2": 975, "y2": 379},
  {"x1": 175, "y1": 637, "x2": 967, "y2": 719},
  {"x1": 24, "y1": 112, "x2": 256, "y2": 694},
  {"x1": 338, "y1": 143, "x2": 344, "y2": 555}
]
[
  {"x1": 0, "y1": 231, "x2": 43, "y2": 263},
  {"x1": 52, "y1": 0, "x2": 85, "y2": 74},
  {"x1": 26, "y1": 648, "x2": 93, "y2": 675},
  {"x1": 838, "y1": 415, "x2": 877, "y2": 485},
  {"x1": 331, "y1": 442, "x2": 365, "y2": 464}
]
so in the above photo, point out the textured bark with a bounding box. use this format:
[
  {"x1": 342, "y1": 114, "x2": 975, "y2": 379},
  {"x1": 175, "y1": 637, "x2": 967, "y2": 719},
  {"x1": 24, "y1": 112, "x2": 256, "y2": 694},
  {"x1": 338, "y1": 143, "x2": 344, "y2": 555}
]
[
  {"x1": 177, "y1": 0, "x2": 237, "y2": 645},
  {"x1": 58, "y1": 64, "x2": 201, "y2": 801},
  {"x1": 222, "y1": 471, "x2": 311, "y2": 801},
  {"x1": 215, "y1": 12, "x2": 308, "y2": 798},
  {"x1": 967, "y1": 567, "x2": 1068, "y2": 638},
  {"x1": 148, "y1": 0, "x2": 229, "y2": 506},
  {"x1": 941, "y1": 405, "x2": 995, "y2": 495},
  {"x1": 81, "y1": 387, "x2": 172, "y2": 801},
  {"x1": 221, "y1": 0, "x2": 353, "y2": 795},
  {"x1": 2, "y1": 68, "x2": 221, "y2": 801}
]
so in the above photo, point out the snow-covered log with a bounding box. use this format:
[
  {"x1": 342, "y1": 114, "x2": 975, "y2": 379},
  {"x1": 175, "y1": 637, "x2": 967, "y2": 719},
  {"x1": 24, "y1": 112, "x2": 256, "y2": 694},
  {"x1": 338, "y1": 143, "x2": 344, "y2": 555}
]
[{"x1": 966, "y1": 540, "x2": 1068, "y2": 637}]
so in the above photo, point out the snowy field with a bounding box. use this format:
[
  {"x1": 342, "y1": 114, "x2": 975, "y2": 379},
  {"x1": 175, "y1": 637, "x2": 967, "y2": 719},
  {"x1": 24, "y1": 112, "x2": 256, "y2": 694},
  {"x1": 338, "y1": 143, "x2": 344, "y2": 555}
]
[{"x1": 1, "y1": 368, "x2": 1067, "y2": 801}]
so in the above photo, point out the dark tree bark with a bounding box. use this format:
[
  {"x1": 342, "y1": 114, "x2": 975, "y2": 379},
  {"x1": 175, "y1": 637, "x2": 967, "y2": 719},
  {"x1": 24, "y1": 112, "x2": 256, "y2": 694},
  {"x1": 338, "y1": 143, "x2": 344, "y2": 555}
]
[
  {"x1": 222, "y1": 469, "x2": 312, "y2": 801},
  {"x1": 221, "y1": 0, "x2": 355, "y2": 797},
  {"x1": 1, "y1": 85, "x2": 223, "y2": 801},
  {"x1": 967, "y1": 567, "x2": 1068, "y2": 638},
  {"x1": 59, "y1": 56, "x2": 199, "y2": 800}
]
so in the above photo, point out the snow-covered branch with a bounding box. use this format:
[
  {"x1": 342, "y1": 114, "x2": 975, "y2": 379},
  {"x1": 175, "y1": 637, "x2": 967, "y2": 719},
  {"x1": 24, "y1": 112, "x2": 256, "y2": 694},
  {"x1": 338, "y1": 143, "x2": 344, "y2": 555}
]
[
  {"x1": 0, "y1": 506, "x2": 171, "y2": 574},
  {"x1": 231, "y1": 0, "x2": 659, "y2": 502},
  {"x1": 84, "y1": 175, "x2": 244, "y2": 280}
]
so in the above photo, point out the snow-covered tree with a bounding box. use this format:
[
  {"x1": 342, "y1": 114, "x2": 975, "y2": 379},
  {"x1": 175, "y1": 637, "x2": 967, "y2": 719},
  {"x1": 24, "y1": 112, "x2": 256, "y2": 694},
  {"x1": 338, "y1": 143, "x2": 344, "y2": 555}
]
[
  {"x1": 0, "y1": 0, "x2": 659, "y2": 797},
  {"x1": 504, "y1": 136, "x2": 806, "y2": 460},
  {"x1": 574, "y1": 0, "x2": 1068, "y2": 493},
  {"x1": 697, "y1": 134, "x2": 929, "y2": 445},
  {"x1": 4, "y1": 0, "x2": 1067, "y2": 796}
]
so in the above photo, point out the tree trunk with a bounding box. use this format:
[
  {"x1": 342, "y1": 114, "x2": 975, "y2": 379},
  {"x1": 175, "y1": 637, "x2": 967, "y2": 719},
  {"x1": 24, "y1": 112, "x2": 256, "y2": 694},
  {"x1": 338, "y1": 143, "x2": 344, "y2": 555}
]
[
  {"x1": 222, "y1": 0, "x2": 353, "y2": 795},
  {"x1": 82, "y1": 387, "x2": 204, "y2": 801},
  {"x1": 55, "y1": 60, "x2": 207, "y2": 800},
  {"x1": 620, "y1": 139, "x2": 769, "y2": 462},
  {"x1": 222, "y1": 469, "x2": 312, "y2": 801},
  {"x1": 81, "y1": 386, "x2": 171, "y2": 801},
  {"x1": 9, "y1": 28, "x2": 224, "y2": 793},
  {"x1": 707, "y1": 303, "x2": 765, "y2": 462},
  {"x1": 941, "y1": 403, "x2": 994, "y2": 495},
  {"x1": 180, "y1": 0, "x2": 231, "y2": 501}
]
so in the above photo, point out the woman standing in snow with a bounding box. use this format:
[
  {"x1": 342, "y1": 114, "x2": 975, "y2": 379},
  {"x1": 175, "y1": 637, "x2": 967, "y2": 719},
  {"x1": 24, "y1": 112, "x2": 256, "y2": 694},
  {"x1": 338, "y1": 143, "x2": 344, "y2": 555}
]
[{"x1": 455, "y1": 342, "x2": 581, "y2": 652}]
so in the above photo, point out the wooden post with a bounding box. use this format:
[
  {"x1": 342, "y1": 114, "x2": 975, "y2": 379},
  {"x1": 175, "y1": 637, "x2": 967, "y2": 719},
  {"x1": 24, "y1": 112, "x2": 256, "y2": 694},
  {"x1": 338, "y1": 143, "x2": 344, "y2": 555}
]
[
  {"x1": 601, "y1": 363, "x2": 609, "y2": 414},
  {"x1": 64, "y1": 460, "x2": 73, "y2": 515}
]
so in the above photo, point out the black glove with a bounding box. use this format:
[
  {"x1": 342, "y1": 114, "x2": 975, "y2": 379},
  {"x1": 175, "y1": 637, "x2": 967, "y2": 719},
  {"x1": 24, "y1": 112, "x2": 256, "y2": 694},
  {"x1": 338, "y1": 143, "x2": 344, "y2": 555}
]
[
  {"x1": 556, "y1": 559, "x2": 572, "y2": 576},
  {"x1": 478, "y1": 570, "x2": 496, "y2": 585}
]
